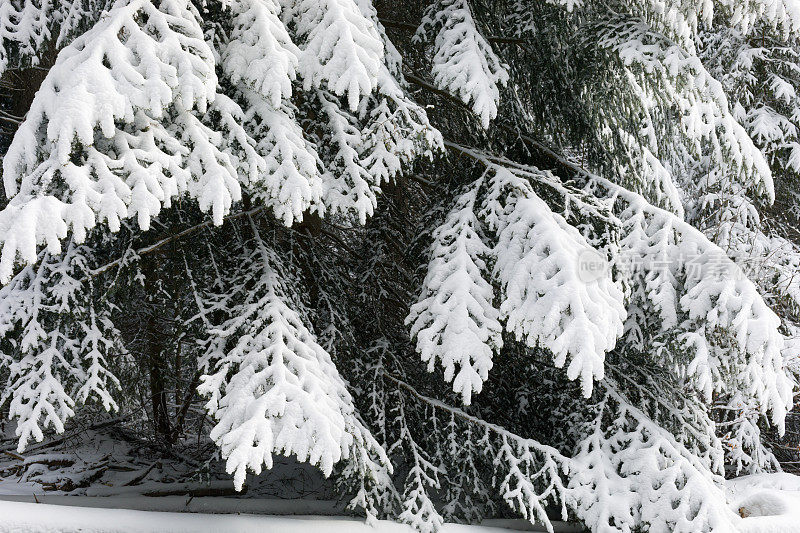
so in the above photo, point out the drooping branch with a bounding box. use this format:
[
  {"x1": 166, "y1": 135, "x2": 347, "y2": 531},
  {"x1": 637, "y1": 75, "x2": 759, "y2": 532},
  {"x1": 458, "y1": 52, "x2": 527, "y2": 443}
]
[
  {"x1": 380, "y1": 370, "x2": 570, "y2": 463},
  {"x1": 88, "y1": 206, "x2": 269, "y2": 278}
]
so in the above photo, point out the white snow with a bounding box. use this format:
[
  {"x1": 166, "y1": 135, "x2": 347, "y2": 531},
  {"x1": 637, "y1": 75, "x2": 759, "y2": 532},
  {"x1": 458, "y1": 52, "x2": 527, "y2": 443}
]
[
  {"x1": 4, "y1": 473, "x2": 800, "y2": 532},
  {"x1": 416, "y1": 0, "x2": 508, "y2": 128},
  {"x1": 729, "y1": 473, "x2": 800, "y2": 532},
  {"x1": 0, "y1": 499, "x2": 582, "y2": 533},
  {"x1": 197, "y1": 226, "x2": 389, "y2": 499},
  {"x1": 2, "y1": 444, "x2": 800, "y2": 532},
  {"x1": 407, "y1": 178, "x2": 503, "y2": 405}
]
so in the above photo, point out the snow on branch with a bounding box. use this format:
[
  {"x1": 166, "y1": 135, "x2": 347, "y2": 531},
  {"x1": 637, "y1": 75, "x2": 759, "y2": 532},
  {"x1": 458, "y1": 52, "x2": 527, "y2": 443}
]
[
  {"x1": 382, "y1": 371, "x2": 571, "y2": 533},
  {"x1": 198, "y1": 216, "x2": 389, "y2": 502},
  {"x1": 407, "y1": 177, "x2": 502, "y2": 406},
  {"x1": 595, "y1": 15, "x2": 774, "y2": 207},
  {"x1": 483, "y1": 166, "x2": 626, "y2": 397},
  {"x1": 720, "y1": 0, "x2": 800, "y2": 37},
  {"x1": 239, "y1": 89, "x2": 324, "y2": 226},
  {"x1": 440, "y1": 139, "x2": 793, "y2": 431},
  {"x1": 409, "y1": 141, "x2": 626, "y2": 400},
  {"x1": 383, "y1": 362, "x2": 747, "y2": 532},
  {"x1": 0, "y1": 0, "x2": 262, "y2": 283},
  {"x1": 0, "y1": 0, "x2": 49, "y2": 74},
  {"x1": 224, "y1": 0, "x2": 299, "y2": 108},
  {"x1": 416, "y1": 0, "x2": 508, "y2": 129},
  {"x1": 0, "y1": 0, "x2": 107, "y2": 74},
  {"x1": 391, "y1": 396, "x2": 444, "y2": 533},
  {"x1": 0, "y1": 241, "x2": 121, "y2": 452},
  {"x1": 569, "y1": 379, "x2": 740, "y2": 532},
  {"x1": 316, "y1": 90, "x2": 378, "y2": 224},
  {"x1": 581, "y1": 171, "x2": 794, "y2": 432},
  {"x1": 284, "y1": 0, "x2": 384, "y2": 112},
  {"x1": 716, "y1": 393, "x2": 782, "y2": 475}
]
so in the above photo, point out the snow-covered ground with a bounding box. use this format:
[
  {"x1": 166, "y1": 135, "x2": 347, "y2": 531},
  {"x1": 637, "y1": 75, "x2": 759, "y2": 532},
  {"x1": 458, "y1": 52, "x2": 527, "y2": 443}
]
[
  {"x1": 1, "y1": 473, "x2": 800, "y2": 532},
  {"x1": 729, "y1": 473, "x2": 800, "y2": 532},
  {"x1": 0, "y1": 426, "x2": 582, "y2": 532},
  {"x1": 0, "y1": 500, "x2": 555, "y2": 533},
  {"x1": 0, "y1": 426, "x2": 799, "y2": 532},
  {"x1": 0, "y1": 499, "x2": 588, "y2": 533}
]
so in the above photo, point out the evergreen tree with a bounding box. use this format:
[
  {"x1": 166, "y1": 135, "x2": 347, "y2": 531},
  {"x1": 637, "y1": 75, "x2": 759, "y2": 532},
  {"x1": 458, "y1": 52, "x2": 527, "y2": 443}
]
[{"x1": 1, "y1": 0, "x2": 799, "y2": 531}]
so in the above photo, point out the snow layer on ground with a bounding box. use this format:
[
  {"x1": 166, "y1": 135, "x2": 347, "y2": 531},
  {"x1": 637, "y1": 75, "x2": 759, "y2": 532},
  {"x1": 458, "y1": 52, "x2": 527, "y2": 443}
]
[
  {"x1": 0, "y1": 500, "x2": 574, "y2": 533},
  {"x1": 0, "y1": 494, "x2": 340, "y2": 515},
  {"x1": 729, "y1": 473, "x2": 800, "y2": 532},
  {"x1": 3, "y1": 472, "x2": 800, "y2": 532}
]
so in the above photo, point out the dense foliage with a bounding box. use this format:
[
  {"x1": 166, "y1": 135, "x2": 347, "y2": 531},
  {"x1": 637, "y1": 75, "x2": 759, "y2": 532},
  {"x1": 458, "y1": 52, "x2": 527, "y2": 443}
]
[{"x1": 1, "y1": 0, "x2": 800, "y2": 531}]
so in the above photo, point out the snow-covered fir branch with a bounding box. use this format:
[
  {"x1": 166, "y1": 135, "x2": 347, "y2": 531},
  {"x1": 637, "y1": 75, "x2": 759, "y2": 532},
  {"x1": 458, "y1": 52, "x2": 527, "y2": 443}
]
[{"x1": 0, "y1": 0, "x2": 799, "y2": 531}]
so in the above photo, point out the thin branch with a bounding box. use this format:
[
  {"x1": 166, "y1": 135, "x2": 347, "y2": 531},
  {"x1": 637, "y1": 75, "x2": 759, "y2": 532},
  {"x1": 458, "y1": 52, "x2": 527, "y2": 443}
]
[
  {"x1": 0, "y1": 109, "x2": 23, "y2": 124},
  {"x1": 405, "y1": 72, "x2": 471, "y2": 109},
  {"x1": 379, "y1": 17, "x2": 531, "y2": 45},
  {"x1": 403, "y1": 70, "x2": 584, "y2": 180},
  {"x1": 378, "y1": 18, "x2": 419, "y2": 33},
  {"x1": 381, "y1": 370, "x2": 570, "y2": 461},
  {"x1": 443, "y1": 139, "x2": 614, "y2": 221},
  {"x1": 89, "y1": 206, "x2": 267, "y2": 278}
]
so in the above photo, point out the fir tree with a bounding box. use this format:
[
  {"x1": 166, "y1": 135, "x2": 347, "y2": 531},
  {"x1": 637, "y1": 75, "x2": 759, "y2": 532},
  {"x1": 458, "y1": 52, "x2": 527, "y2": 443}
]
[{"x1": 1, "y1": 0, "x2": 800, "y2": 531}]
